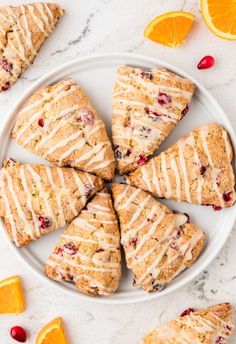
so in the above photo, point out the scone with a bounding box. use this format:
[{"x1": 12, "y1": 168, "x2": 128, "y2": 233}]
[
  {"x1": 112, "y1": 65, "x2": 196, "y2": 174},
  {"x1": 0, "y1": 159, "x2": 103, "y2": 247},
  {"x1": 112, "y1": 184, "x2": 206, "y2": 292},
  {"x1": 127, "y1": 124, "x2": 236, "y2": 210},
  {"x1": 139, "y1": 303, "x2": 234, "y2": 344},
  {"x1": 0, "y1": 3, "x2": 64, "y2": 91},
  {"x1": 12, "y1": 78, "x2": 115, "y2": 181},
  {"x1": 45, "y1": 188, "x2": 121, "y2": 296}
]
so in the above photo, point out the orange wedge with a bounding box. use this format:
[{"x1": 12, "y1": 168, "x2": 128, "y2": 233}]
[
  {"x1": 201, "y1": 0, "x2": 236, "y2": 40},
  {"x1": 36, "y1": 317, "x2": 68, "y2": 344},
  {"x1": 0, "y1": 275, "x2": 24, "y2": 314},
  {"x1": 144, "y1": 11, "x2": 194, "y2": 47}
]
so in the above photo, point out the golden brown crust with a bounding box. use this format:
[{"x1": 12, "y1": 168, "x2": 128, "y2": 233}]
[{"x1": 12, "y1": 78, "x2": 115, "y2": 180}]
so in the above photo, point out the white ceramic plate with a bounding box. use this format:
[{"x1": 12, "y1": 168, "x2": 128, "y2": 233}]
[{"x1": 0, "y1": 53, "x2": 235, "y2": 304}]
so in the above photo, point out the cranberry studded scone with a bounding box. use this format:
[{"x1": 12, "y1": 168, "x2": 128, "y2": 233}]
[
  {"x1": 112, "y1": 65, "x2": 196, "y2": 174},
  {"x1": 127, "y1": 124, "x2": 236, "y2": 210},
  {"x1": 0, "y1": 3, "x2": 64, "y2": 92},
  {"x1": 112, "y1": 184, "x2": 205, "y2": 292},
  {"x1": 0, "y1": 159, "x2": 103, "y2": 247},
  {"x1": 139, "y1": 303, "x2": 234, "y2": 344},
  {"x1": 45, "y1": 189, "x2": 121, "y2": 296},
  {"x1": 12, "y1": 78, "x2": 115, "y2": 180}
]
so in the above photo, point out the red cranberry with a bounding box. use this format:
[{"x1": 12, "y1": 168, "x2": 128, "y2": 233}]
[
  {"x1": 38, "y1": 118, "x2": 45, "y2": 127},
  {"x1": 137, "y1": 155, "x2": 147, "y2": 166},
  {"x1": 223, "y1": 191, "x2": 232, "y2": 202},
  {"x1": 129, "y1": 237, "x2": 138, "y2": 248},
  {"x1": 181, "y1": 104, "x2": 189, "y2": 115},
  {"x1": 181, "y1": 308, "x2": 196, "y2": 317},
  {"x1": 215, "y1": 337, "x2": 226, "y2": 344},
  {"x1": 197, "y1": 55, "x2": 215, "y2": 70},
  {"x1": 0, "y1": 59, "x2": 13, "y2": 72},
  {"x1": 140, "y1": 70, "x2": 153, "y2": 80},
  {"x1": 37, "y1": 216, "x2": 52, "y2": 229},
  {"x1": 80, "y1": 109, "x2": 94, "y2": 126},
  {"x1": 200, "y1": 165, "x2": 206, "y2": 175},
  {"x1": 10, "y1": 326, "x2": 27, "y2": 343},
  {"x1": 157, "y1": 92, "x2": 171, "y2": 106},
  {"x1": 63, "y1": 242, "x2": 77, "y2": 255},
  {"x1": 212, "y1": 205, "x2": 222, "y2": 211},
  {"x1": 2, "y1": 81, "x2": 11, "y2": 91}
]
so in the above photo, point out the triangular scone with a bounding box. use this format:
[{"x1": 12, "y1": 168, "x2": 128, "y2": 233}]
[
  {"x1": 12, "y1": 78, "x2": 115, "y2": 181},
  {"x1": 139, "y1": 303, "x2": 234, "y2": 344},
  {"x1": 0, "y1": 159, "x2": 103, "y2": 247},
  {"x1": 112, "y1": 65, "x2": 196, "y2": 174},
  {"x1": 128, "y1": 124, "x2": 236, "y2": 210},
  {"x1": 0, "y1": 3, "x2": 64, "y2": 91},
  {"x1": 112, "y1": 184, "x2": 205, "y2": 292},
  {"x1": 45, "y1": 188, "x2": 121, "y2": 297}
]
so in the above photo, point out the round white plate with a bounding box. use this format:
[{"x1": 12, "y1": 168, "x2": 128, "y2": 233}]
[{"x1": 0, "y1": 53, "x2": 235, "y2": 304}]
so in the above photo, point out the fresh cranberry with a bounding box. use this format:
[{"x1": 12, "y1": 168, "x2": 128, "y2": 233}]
[
  {"x1": 10, "y1": 326, "x2": 27, "y2": 343},
  {"x1": 2, "y1": 81, "x2": 11, "y2": 91},
  {"x1": 181, "y1": 308, "x2": 196, "y2": 317},
  {"x1": 37, "y1": 216, "x2": 52, "y2": 229},
  {"x1": 0, "y1": 59, "x2": 13, "y2": 72},
  {"x1": 38, "y1": 118, "x2": 45, "y2": 127},
  {"x1": 80, "y1": 109, "x2": 94, "y2": 126},
  {"x1": 215, "y1": 337, "x2": 226, "y2": 344},
  {"x1": 63, "y1": 242, "x2": 77, "y2": 255},
  {"x1": 223, "y1": 191, "x2": 232, "y2": 202},
  {"x1": 137, "y1": 155, "x2": 147, "y2": 166},
  {"x1": 129, "y1": 237, "x2": 138, "y2": 248},
  {"x1": 84, "y1": 184, "x2": 93, "y2": 197},
  {"x1": 140, "y1": 70, "x2": 153, "y2": 80},
  {"x1": 197, "y1": 55, "x2": 215, "y2": 70},
  {"x1": 114, "y1": 145, "x2": 122, "y2": 159},
  {"x1": 212, "y1": 205, "x2": 222, "y2": 211},
  {"x1": 157, "y1": 92, "x2": 171, "y2": 106},
  {"x1": 181, "y1": 104, "x2": 189, "y2": 115},
  {"x1": 200, "y1": 165, "x2": 206, "y2": 175}
]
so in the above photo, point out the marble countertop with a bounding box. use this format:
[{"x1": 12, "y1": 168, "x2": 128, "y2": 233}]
[{"x1": 0, "y1": 0, "x2": 236, "y2": 343}]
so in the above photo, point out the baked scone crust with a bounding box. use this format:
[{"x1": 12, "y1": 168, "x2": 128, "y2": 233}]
[
  {"x1": 112, "y1": 184, "x2": 205, "y2": 292},
  {"x1": 139, "y1": 303, "x2": 234, "y2": 344},
  {"x1": 127, "y1": 124, "x2": 236, "y2": 209},
  {"x1": 112, "y1": 65, "x2": 196, "y2": 174},
  {"x1": 12, "y1": 78, "x2": 115, "y2": 180},
  {"x1": 45, "y1": 188, "x2": 121, "y2": 296},
  {"x1": 0, "y1": 3, "x2": 64, "y2": 91},
  {"x1": 0, "y1": 159, "x2": 103, "y2": 247}
]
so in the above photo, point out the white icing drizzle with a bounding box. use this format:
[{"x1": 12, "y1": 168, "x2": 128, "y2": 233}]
[
  {"x1": 56, "y1": 168, "x2": 77, "y2": 216},
  {"x1": 178, "y1": 141, "x2": 192, "y2": 203},
  {"x1": 45, "y1": 131, "x2": 83, "y2": 157},
  {"x1": 170, "y1": 155, "x2": 181, "y2": 202},
  {"x1": 117, "y1": 188, "x2": 141, "y2": 210},
  {"x1": 151, "y1": 158, "x2": 162, "y2": 196},
  {"x1": 161, "y1": 153, "x2": 172, "y2": 199},
  {"x1": 189, "y1": 133, "x2": 204, "y2": 205},
  {"x1": 141, "y1": 165, "x2": 152, "y2": 192}
]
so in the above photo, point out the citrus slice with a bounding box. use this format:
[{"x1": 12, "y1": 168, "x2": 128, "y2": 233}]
[
  {"x1": 201, "y1": 0, "x2": 236, "y2": 40},
  {"x1": 144, "y1": 11, "x2": 194, "y2": 47},
  {"x1": 0, "y1": 275, "x2": 24, "y2": 314},
  {"x1": 36, "y1": 317, "x2": 68, "y2": 344}
]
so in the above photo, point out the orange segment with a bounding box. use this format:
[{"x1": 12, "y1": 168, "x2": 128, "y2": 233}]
[
  {"x1": 36, "y1": 317, "x2": 68, "y2": 344},
  {"x1": 201, "y1": 0, "x2": 236, "y2": 40},
  {"x1": 0, "y1": 275, "x2": 24, "y2": 314},
  {"x1": 144, "y1": 11, "x2": 194, "y2": 47}
]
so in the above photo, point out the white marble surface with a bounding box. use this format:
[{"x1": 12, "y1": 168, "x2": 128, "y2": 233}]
[{"x1": 0, "y1": 0, "x2": 236, "y2": 343}]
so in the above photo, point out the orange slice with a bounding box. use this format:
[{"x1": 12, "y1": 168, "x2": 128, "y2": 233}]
[
  {"x1": 201, "y1": 0, "x2": 236, "y2": 40},
  {"x1": 36, "y1": 317, "x2": 68, "y2": 344},
  {"x1": 0, "y1": 275, "x2": 24, "y2": 314},
  {"x1": 144, "y1": 11, "x2": 194, "y2": 47}
]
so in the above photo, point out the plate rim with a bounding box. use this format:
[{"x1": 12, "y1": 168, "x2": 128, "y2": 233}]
[{"x1": 0, "y1": 52, "x2": 235, "y2": 305}]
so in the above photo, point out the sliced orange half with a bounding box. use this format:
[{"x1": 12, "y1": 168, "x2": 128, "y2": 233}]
[
  {"x1": 144, "y1": 11, "x2": 195, "y2": 47},
  {"x1": 201, "y1": 0, "x2": 236, "y2": 40},
  {"x1": 36, "y1": 317, "x2": 68, "y2": 344},
  {"x1": 0, "y1": 275, "x2": 24, "y2": 314}
]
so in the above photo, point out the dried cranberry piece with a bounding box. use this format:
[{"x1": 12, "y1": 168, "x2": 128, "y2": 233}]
[
  {"x1": 63, "y1": 242, "x2": 77, "y2": 255},
  {"x1": 200, "y1": 165, "x2": 206, "y2": 175},
  {"x1": 181, "y1": 104, "x2": 189, "y2": 115},
  {"x1": 0, "y1": 59, "x2": 13, "y2": 72},
  {"x1": 137, "y1": 155, "x2": 147, "y2": 166},
  {"x1": 215, "y1": 337, "x2": 226, "y2": 344},
  {"x1": 140, "y1": 70, "x2": 153, "y2": 80},
  {"x1": 37, "y1": 215, "x2": 52, "y2": 229},
  {"x1": 129, "y1": 237, "x2": 138, "y2": 248},
  {"x1": 223, "y1": 191, "x2": 232, "y2": 202},
  {"x1": 38, "y1": 118, "x2": 45, "y2": 127},
  {"x1": 80, "y1": 109, "x2": 94, "y2": 126},
  {"x1": 2, "y1": 81, "x2": 11, "y2": 91},
  {"x1": 157, "y1": 92, "x2": 171, "y2": 106},
  {"x1": 212, "y1": 205, "x2": 222, "y2": 211},
  {"x1": 197, "y1": 55, "x2": 215, "y2": 70},
  {"x1": 10, "y1": 326, "x2": 27, "y2": 343},
  {"x1": 181, "y1": 308, "x2": 196, "y2": 317}
]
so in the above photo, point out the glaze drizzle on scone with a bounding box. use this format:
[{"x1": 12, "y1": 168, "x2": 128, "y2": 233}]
[
  {"x1": 112, "y1": 65, "x2": 196, "y2": 174},
  {"x1": 45, "y1": 189, "x2": 121, "y2": 296},
  {"x1": 0, "y1": 3, "x2": 64, "y2": 91},
  {"x1": 127, "y1": 124, "x2": 236, "y2": 209},
  {"x1": 0, "y1": 159, "x2": 103, "y2": 247},
  {"x1": 139, "y1": 303, "x2": 234, "y2": 344},
  {"x1": 12, "y1": 78, "x2": 115, "y2": 180},
  {"x1": 112, "y1": 184, "x2": 205, "y2": 292}
]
